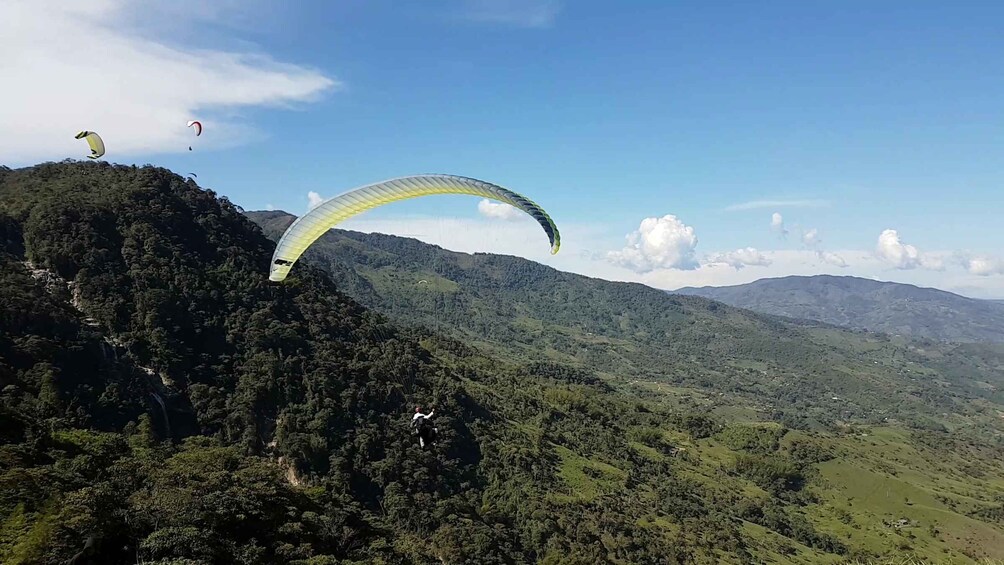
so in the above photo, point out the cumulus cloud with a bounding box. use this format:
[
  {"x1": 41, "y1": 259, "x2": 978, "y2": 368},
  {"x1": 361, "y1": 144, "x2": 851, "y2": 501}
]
[
  {"x1": 770, "y1": 212, "x2": 788, "y2": 237},
  {"x1": 875, "y1": 229, "x2": 943, "y2": 270},
  {"x1": 459, "y1": 0, "x2": 561, "y2": 28},
  {"x1": 607, "y1": 215, "x2": 699, "y2": 273},
  {"x1": 817, "y1": 251, "x2": 848, "y2": 268},
  {"x1": 477, "y1": 199, "x2": 522, "y2": 220},
  {"x1": 876, "y1": 229, "x2": 919, "y2": 268},
  {"x1": 706, "y1": 247, "x2": 772, "y2": 270},
  {"x1": 801, "y1": 228, "x2": 820, "y2": 247},
  {"x1": 964, "y1": 256, "x2": 1004, "y2": 276},
  {"x1": 725, "y1": 199, "x2": 830, "y2": 212},
  {"x1": 1, "y1": 0, "x2": 336, "y2": 164},
  {"x1": 307, "y1": 191, "x2": 324, "y2": 210}
]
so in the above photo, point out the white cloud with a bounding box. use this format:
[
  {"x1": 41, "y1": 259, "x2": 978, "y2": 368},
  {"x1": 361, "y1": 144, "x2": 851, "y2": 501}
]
[
  {"x1": 772, "y1": 224, "x2": 845, "y2": 267},
  {"x1": 964, "y1": 256, "x2": 1004, "y2": 276},
  {"x1": 1, "y1": 0, "x2": 336, "y2": 164},
  {"x1": 607, "y1": 215, "x2": 699, "y2": 273},
  {"x1": 876, "y1": 229, "x2": 919, "y2": 268},
  {"x1": 875, "y1": 229, "x2": 943, "y2": 270},
  {"x1": 920, "y1": 254, "x2": 946, "y2": 271},
  {"x1": 706, "y1": 247, "x2": 772, "y2": 270},
  {"x1": 817, "y1": 251, "x2": 848, "y2": 268},
  {"x1": 307, "y1": 191, "x2": 324, "y2": 211},
  {"x1": 460, "y1": 0, "x2": 561, "y2": 28},
  {"x1": 725, "y1": 199, "x2": 830, "y2": 212},
  {"x1": 477, "y1": 199, "x2": 521, "y2": 220},
  {"x1": 787, "y1": 226, "x2": 846, "y2": 267},
  {"x1": 770, "y1": 212, "x2": 788, "y2": 237},
  {"x1": 265, "y1": 203, "x2": 276, "y2": 211},
  {"x1": 801, "y1": 228, "x2": 820, "y2": 247}
]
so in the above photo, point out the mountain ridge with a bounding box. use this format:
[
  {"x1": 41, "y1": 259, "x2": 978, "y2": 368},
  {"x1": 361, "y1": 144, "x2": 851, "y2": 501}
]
[{"x1": 674, "y1": 274, "x2": 1004, "y2": 343}]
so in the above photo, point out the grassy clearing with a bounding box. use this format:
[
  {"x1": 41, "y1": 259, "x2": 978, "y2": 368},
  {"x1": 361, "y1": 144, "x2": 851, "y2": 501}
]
[
  {"x1": 742, "y1": 520, "x2": 842, "y2": 564},
  {"x1": 804, "y1": 428, "x2": 1004, "y2": 563},
  {"x1": 642, "y1": 411, "x2": 1004, "y2": 563},
  {"x1": 551, "y1": 445, "x2": 627, "y2": 503}
]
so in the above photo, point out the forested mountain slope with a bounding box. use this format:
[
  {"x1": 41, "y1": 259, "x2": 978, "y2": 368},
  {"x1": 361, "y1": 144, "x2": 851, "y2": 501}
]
[
  {"x1": 247, "y1": 210, "x2": 1004, "y2": 562},
  {"x1": 0, "y1": 162, "x2": 852, "y2": 564},
  {"x1": 675, "y1": 275, "x2": 1004, "y2": 343},
  {"x1": 0, "y1": 163, "x2": 1003, "y2": 563},
  {"x1": 249, "y1": 211, "x2": 1004, "y2": 434}
]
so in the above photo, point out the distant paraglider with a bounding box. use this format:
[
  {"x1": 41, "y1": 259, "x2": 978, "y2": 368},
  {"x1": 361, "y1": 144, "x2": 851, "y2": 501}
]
[
  {"x1": 74, "y1": 131, "x2": 105, "y2": 159},
  {"x1": 187, "y1": 120, "x2": 202, "y2": 151},
  {"x1": 268, "y1": 174, "x2": 561, "y2": 282}
]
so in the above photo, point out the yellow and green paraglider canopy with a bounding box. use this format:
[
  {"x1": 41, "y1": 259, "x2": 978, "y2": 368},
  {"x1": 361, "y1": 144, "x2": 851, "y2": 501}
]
[{"x1": 268, "y1": 174, "x2": 560, "y2": 282}]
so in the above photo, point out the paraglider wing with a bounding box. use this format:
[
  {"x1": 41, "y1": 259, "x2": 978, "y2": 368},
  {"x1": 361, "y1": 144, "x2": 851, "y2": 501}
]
[
  {"x1": 268, "y1": 174, "x2": 560, "y2": 282},
  {"x1": 187, "y1": 120, "x2": 203, "y2": 136},
  {"x1": 74, "y1": 131, "x2": 105, "y2": 159}
]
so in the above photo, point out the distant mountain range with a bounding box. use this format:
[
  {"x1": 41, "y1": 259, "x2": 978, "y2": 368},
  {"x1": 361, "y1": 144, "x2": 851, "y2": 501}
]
[
  {"x1": 675, "y1": 275, "x2": 1004, "y2": 343},
  {"x1": 253, "y1": 210, "x2": 1004, "y2": 345}
]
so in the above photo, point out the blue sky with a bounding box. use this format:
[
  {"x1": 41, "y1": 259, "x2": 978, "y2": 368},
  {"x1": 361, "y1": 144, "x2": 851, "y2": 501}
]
[{"x1": 4, "y1": 0, "x2": 1004, "y2": 296}]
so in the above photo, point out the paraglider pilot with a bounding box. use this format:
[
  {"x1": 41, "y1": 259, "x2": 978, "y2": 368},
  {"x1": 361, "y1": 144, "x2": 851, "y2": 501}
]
[{"x1": 411, "y1": 406, "x2": 437, "y2": 449}]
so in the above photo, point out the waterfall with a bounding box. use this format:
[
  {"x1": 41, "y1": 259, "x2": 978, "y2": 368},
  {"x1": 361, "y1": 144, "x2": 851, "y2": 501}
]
[{"x1": 149, "y1": 392, "x2": 171, "y2": 439}]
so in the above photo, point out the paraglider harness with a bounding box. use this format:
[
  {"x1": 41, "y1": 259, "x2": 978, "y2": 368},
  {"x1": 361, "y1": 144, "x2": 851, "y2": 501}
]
[{"x1": 411, "y1": 410, "x2": 437, "y2": 448}]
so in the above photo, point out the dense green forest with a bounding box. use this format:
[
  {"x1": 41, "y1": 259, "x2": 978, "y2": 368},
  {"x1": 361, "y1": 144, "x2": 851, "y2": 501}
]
[{"x1": 0, "y1": 162, "x2": 1002, "y2": 563}]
